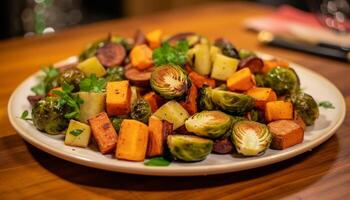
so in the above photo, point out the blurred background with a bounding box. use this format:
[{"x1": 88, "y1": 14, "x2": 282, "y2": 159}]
[{"x1": 1, "y1": 0, "x2": 349, "y2": 40}]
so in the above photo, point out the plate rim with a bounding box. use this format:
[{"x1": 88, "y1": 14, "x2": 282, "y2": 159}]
[{"x1": 7, "y1": 54, "x2": 346, "y2": 176}]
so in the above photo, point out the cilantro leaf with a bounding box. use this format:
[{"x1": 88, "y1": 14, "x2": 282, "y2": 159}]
[
  {"x1": 31, "y1": 66, "x2": 59, "y2": 95},
  {"x1": 152, "y1": 40, "x2": 189, "y2": 66},
  {"x1": 70, "y1": 129, "x2": 84, "y2": 136},
  {"x1": 319, "y1": 101, "x2": 335, "y2": 109},
  {"x1": 52, "y1": 83, "x2": 84, "y2": 119},
  {"x1": 144, "y1": 157, "x2": 171, "y2": 167},
  {"x1": 20, "y1": 110, "x2": 32, "y2": 120},
  {"x1": 79, "y1": 74, "x2": 107, "y2": 93}
]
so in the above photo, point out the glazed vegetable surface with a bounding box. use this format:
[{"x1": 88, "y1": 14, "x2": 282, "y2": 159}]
[{"x1": 23, "y1": 30, "x2": 321, "y2": 166}]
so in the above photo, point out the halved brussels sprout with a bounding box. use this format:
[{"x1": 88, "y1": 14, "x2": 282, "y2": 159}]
[
  {"x1": 130, "y1": 99, "x2": 152, "y2": 124},
  {"x1": 198, "y1": 86, "x2": 215, "y2": 110},
  {"x1": 214, "y1": 38, "x2": 239, "y2": 59},
  {"x1": 232, "y1": 120, "x2": 272, "y2": 156},
  {"x1": 150, "y1": 64, "x2": 189, "y2": 99},
  {"x1": 291, "y1": 92, "x2": 319, "y2": 126},
  {"x1": 58, "y1": 68, "x2": 86, "y2": 91},
  {"x1": 185, "y1": 111, "x2": 232, "y2": 139},
  {"x1": 210, "y1": 88, "x2": 254, "y2": 115},
  {"x1": 167, "y1": 135, "x2": 213, "y2": 161},
  {"x1": 265, "y1": 67, "x2": 300, "y2": 96},
  {"x1": 32, "y1": 97, "x2": 69, "y2": 135}
]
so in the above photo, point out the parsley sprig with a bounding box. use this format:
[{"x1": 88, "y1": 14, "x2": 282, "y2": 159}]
[
  {"x1": 70, "y1": 129, "x2": 84, "y2": 136},
  {"x1": 144, "y1": 157, "x2": 171, "y2": 167},
  {"x1": 20, "y1": 110, "x2": 32, "y2": 121},
  {"x1": 31, "y1": 66, "x2": 59, "y2": 95},
  {"x1": 319, "y1": 101, "x2": 335, "y2": 109},
  {"x1": 79, "y1": 74, "x2": 107, "y2": 93},
  {"x1": 52, "y1": 83, "x2": 84, "y2": 119},
  {"x1": 152, "y1": 40, "x2": 189, "y2": 66}
]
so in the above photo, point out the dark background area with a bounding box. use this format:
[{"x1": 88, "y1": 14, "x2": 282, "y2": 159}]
[{"x1": 0, "y1": 0, "x2": 310, "y2": 40}]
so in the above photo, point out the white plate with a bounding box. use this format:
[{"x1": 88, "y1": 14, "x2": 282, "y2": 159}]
[{"x1": 8, "y1": 54, "x2": 346, "y2": 176}]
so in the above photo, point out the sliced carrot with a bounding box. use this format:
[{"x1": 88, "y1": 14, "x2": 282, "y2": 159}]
[
  {"x1": 147, "y1": 116, "x2": 173, "y2": 157},
  {"x1": 130, "y1": 44, "x2": 153, "y2": 70},
  {"x1": 262, "y1": 59, "x2": 289, "y2": 73},
  {"x1": 265, "y1": 101, "x2": 293, "y2": 122},
  {"x1": 189, "y1": 71, "x2": 216, "y2": 88},
  {"x1": 246, "y1": 87, "x2": 277, "y2": 110},
  {"x1": 180, "y1": 84, "x2": 198, "y2": 115},
  {"x1": 116, "y1": 119, "x2": 149, "y2": 161},
  {"x1": 227, "y1": 68, "x2": 255, "y2": 91},
  {"x1": 106, "y1": 81, "x2": 131, "y2": 116},
  {"x1": 146, "y1": 29, "x2": 163, "y2": 49},
  {"x1": 88, "y1": 112, "x2": 118, "y2": 154},
  {"x1": 143, "y1": 91, "x2": 161, "y2": 113}
]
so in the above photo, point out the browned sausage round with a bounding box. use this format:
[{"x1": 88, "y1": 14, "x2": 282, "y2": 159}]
[
  {"x1": 238, "y1": 56, "x2": 264, "y2": 73},
  {"x1": 96, "y1": 43, "x2": 126, "y2": 67},
  {"x1": 133, "y1": 29, "x2": 147, "y2": 46},
  {"x1": 124, "y1": 66, "x2": 153, "y2": 87},
  {"x1": 166, "y1": 32, "x2": 196, "y2": 45},
  {"x1": 212, "y1": 138, "x2": 234, "y2": 154}
]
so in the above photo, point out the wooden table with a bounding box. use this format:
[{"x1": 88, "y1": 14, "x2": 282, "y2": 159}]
[{"x1": 1, "y1": 2, "x2": 349, "y2": 199}]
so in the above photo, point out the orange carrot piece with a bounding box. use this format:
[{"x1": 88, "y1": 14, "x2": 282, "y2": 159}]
[
  {"x1": 106, "y1": 81, "x2": 131, "y2": 116},
  {"x1": 116, "y1": 119, "x2": 149, "y2": 161},
  {"x1": 146, "y1": 29, "x2": 163, "y2": 49},
  {"x1": 227, "y1": 68, "x2": 255, "y2": 91},
  {"x1": 130, "y1": 44, "x2": 153, "y2": 70},
  {"x1": 88, "y1": 112, "x2": 118, "y2": 154},
  {"x1": 180, "y1": 84, "x2": 198, "y2": 115},
  {"x1": 189, "y1": 71, "x2": 216, "y2": 88},
  {"x1": 262, "y1": 59, "x2": 289, "y2": 73},
  {"x1": 265, "y1": 101, "x2": 293, "y2": 122},
  {"x1": 246, "y1": 87, "x2": 277, "y2": 110}
]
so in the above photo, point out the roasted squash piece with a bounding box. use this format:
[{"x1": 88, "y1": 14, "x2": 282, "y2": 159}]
[
  {"x1": 268, "y1": 120, "x2": 304, "y2": 149},
  {"x1": 106, "y1": 81, "x2": 131, "y2": 116},
  {"x1": 265, "y1": 101, "x2": 293, "y2": 122},
  {"x1": 246, "y1": 87, "x2": 277, "y2": 110},
  {"x1": 227, "y1": 68, "x2": 255, "y2": 91}
]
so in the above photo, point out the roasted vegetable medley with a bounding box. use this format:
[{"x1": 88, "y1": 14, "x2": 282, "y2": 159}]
[{"x1": 24, "y1": 30, "x2": 320, "y2": 164}]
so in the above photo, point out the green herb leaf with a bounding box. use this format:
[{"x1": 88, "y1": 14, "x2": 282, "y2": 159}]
[
  {"x1": 111, "y1": 117, "x2": 124, "y2": 132},
  {"x1": 144, "y1": 157, "x2": 171, "y2": 167},
  {"x1": 319, "y1": 101, "x2": 335, "y2": 109},
  {"x1": 152, "y1": 40, "x2": 189, "y2": 66},
  {"x1": 79, "y1": 74, "x2": 107, "y2": 93},
  {"x1": 31, "y1": 66, "x2": 59, "y2": 95},
  {"x1": 20, "y1": 110, "x2": 32, "y2": 120},
  {"x1": 52, "y1": 83, "x2": 84, "y2": 119},
  {"x1": 70, "y1": 129, "x2": 84, "y2": 136}
]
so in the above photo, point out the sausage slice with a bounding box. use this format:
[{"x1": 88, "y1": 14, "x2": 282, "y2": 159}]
[{"x1": 96, "y1": 43, "x2": 126, "y2": 67}]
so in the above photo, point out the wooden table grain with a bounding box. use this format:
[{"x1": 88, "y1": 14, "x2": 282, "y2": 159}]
[{"x1": 1, "y1": 2, "x2": 349, "y2": 200}]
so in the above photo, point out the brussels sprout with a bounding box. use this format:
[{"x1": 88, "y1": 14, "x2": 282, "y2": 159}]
[
  {"x1": 254, "y1": 73, "x2": 266, "y2": 87},
  {"x1": 247, "y1": 109, "x2": 266, "y2": 124},
  {"x1": 265, "y1": 67, "x2": 300, "y2": 96},
  {"x1": 232, "y1": 120, "x2": 272, "y2": 156},
  {"x1": 210, "y1": 88, "x2": 254, "y2": 115},
  {"x1": 105, "y1": 67, "x2": 124, "y2": 82},
  {"x1": 130, "y1": 99, "x2": 152, "y2": 124},
  {"x1": 214, "y1": 38, "x2": 239, "y2": 59},
  {"x1": 185, "y1": 111, "x2": 232, "y2": 139},
  {"x1": 150, "y1": 64, "x2": 189, "y2": 99},
  {"x1": 167, "y1": 135, "x2": 213, "y2": 161},
  {"x1": 238, "y1": 49, "x2": 255, "y2": 59},
  {"x1": 198, "y1": 86, "x2": 215, "y2": 110},
  {"x1": 58, "y1": 68, "x2": 86, "y2": 91},
  {"x1": 291, "y1": 92, "x2": 319, "y2": 126},
  {"x1": 32, "y1": 97, "x2": 69, "y2": 135}
]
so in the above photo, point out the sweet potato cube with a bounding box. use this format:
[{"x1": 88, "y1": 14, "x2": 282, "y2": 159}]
[
  {"x1": 130, "y1": 44, "x2": 153, "y2": 70},
  {"x1": 88, "y1": 112, "x2": 118, "y2": 154},
  {"x1": 246, "y1": 87, "x2": 277, "y2": 110},
  {"x1": 146, "y1": 29, "x2": 163, "y2": 49},
  {"x1": 227, "y1": 68, "x2": 255, "y2": 91},
  {"x1": 262, "y1": 59, "x2": 289, "y2": 73},
  {"x1": 106, "y1": 81, "x2": 131, "y2": 116},
  {"x1": 265, "y1": 101, "x2": 293, "y2": 122},
  {"x1": 116, "y1": 119, "x2": 149, "y2": 161},
  {"x1": 147, "y1": 116, "x2": 173, "y2": 157},
  {"x1": 268, "y1": 120, "x2": 304, "y2": 149},
  {"x1": 143, "y1": 91, "x2": 160, "y2": 113}
]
